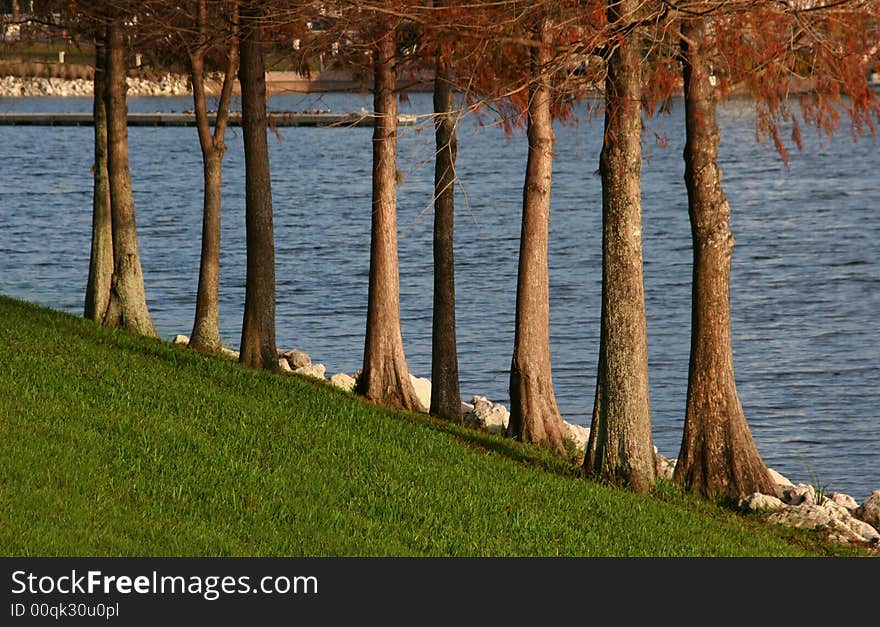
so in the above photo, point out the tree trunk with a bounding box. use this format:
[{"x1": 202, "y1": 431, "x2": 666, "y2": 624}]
[
  {"x1": 101, "y1": 15, "x2": 157, "y2": 338},
  {"x1": 190, "y1": 148, "x2": 224, "y2": 353},
  {"x1": 584, "y1": 1, "x2": 655, "y2": 493},
  {"x1": 507, "y1": 19, "x2": 568, "y2": 456},
  {"x1": 674, "y1": 18, "x2": 778, "y2": 500},
  {"x1": 356, "y1": 21, "x2": 423, "y2": 412},
  {"x1": 429, "y1": 8, "x2": 462, "y2": 422},
  {"x1": 84, "y1": 27, "x2": 112, "y2": 322},
  {"x1": 237, "y1": 4, "x2": 277, "y2": 371},
  {"x1": 188, "y1": 0, "x2": 238, "y2": 354}
]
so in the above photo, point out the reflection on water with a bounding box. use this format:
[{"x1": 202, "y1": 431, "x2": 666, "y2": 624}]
[{"x1": 0, "y1": 92, "x2": 877, "y2": 500}]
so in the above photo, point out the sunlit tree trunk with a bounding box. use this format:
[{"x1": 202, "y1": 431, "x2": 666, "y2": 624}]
[
  {"x1": 507, "y1": 17, "x2": 568, "y2": 456},
  {"x1": 188, "y1": 0, "x2": 238, "y2": 354},
  {"x1": 84, "y1": 27, "x2": 112, "y2": 323},
  {"x1": 429, "y1": 1, "x2": 462, "y2": 422},
  {"x1": 101, "y1": 14, "x2": 157, "y2": 337},
  {"x1": 237, "y1": 2, "x2": 277, "y2": 371},
  {"x1": 356, "y1": 19, "x2": 423, "y2": 412},
  {"x1": 674, "y1": 17, "x2": 778, "y2": 500},
  {"x1": 584, "y1": 0, "x2": 655, "y2": 493}
]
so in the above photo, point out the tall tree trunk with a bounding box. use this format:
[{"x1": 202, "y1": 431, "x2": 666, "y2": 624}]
[
  {"x1": 507, "y1": 18, "x2": 568, "y2": 456},
  {"x1": 356, "y1": 20, "x2": 423, "y2": 412},
  {"x1": 584, "y1": 1, "x2": 655, "y2": 493},
  {"x1": 188, "y1": 0, "x2": 238, "y2": 354},
  {"x1": 101, "y1": 15, "x2": 157, "y2": 338},
  {"x1": 237, "y1": 3, "x2": 277, "y2": 371},
  {"x1": 674, "y1": 18, "x2": 778, "y2": 500},
  {"x1": 190, "y1": 148, "x2": 224, "y2": 352},
  {"x1": 429, "y1": 4, "x2": 462, "y2": 422},
  {"x1": 84, "y1": 27, "x2": 112, "y2": 322}
]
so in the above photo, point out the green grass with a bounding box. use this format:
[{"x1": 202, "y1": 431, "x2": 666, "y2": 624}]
[{"x1": 0, "y1": 295, "x2": 868, "y2": 557}]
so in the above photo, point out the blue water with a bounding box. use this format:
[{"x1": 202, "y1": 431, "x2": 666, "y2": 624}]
[{"x1": 0, "y1": 92, "x2": 877, "y2": 502}]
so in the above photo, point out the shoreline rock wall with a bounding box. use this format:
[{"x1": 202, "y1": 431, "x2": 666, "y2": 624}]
[{"x1": 0, "y1": 74, "x2": 192, "y2": 97}]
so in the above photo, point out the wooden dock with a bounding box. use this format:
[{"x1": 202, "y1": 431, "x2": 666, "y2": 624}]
[{"x1": 0, "y1": 111, "x2": 419, "y2": 127}]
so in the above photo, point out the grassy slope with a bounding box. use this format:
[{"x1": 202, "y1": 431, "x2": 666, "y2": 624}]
[{"x1": 0, "y1": 295, "x2": 864, "y2": 557}]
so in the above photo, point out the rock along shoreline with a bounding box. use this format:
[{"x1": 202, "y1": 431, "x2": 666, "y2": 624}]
[
  {"x1": 0, "y1": 70, "x2": 420, "y2": 98},
  {"x1": 0, "y1": 74, "x2": 192, "y2": 98}
]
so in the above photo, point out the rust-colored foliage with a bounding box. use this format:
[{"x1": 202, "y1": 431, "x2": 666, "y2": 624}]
[{"x1": 711, "y1": 2, "x2": 880, "y2": 161}]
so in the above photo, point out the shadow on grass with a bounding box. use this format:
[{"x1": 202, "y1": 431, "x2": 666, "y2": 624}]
[{"x1": 406, "y1": 412, "x2": 586, "y2": 479}]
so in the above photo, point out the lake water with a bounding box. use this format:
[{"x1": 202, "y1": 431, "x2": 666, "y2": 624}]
[{"x1": 0, "y1": 91, "x2": 877, "y2": 502}]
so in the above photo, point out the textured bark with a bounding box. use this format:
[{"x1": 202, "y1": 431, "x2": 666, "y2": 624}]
[
  {"x1": 101, "y1": 16, "x2": 157, "y2": 338},
  {"x1": 507, "y1": 19, "x2": 568, "y2": 456},
  {"x1": 84, "y1": 28, "x2": 112, "y2": 322},
  {"x1": 237, "y1": 4, "x2": 277, "y2": 371},
  {"x1": 674, "y1": 18, "x2": 778, "y2": 500},
  {"x1": 189, "y1": 0, "x2": 238, "y2": 354},
  {"x1": 584, "y1": 1, "x2": 655, "y2": 493},
  {"x1": 356, "y1": 22, "x2": 423, "y2": 412},
  {"x1": 429, "y1": 14, "x2": 462, "y2": 422},
  {"x1": 189, "y1": 150, "x2": 223, "y2": 353}
]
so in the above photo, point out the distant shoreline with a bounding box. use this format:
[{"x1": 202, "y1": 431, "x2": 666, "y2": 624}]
[{"x1": 0, "y1": 70, "x2": 434, "y2": 98}]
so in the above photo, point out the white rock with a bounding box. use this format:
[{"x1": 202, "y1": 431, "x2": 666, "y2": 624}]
[
  {"x1": 768, "y1": 467, "x2": 794, "y2": 488},
  {"x1": 466, "y1": 396, "x2": 509, "y2": 435},
  {"x1": 767, "y1": 499, "x2": 879, "y2": 546},
  {"x1": 278, "y1": 358, "x2": 293, "y2": 373},
  {"x1": 294, "y1": 363, "x2": 326, "y2": 380},
  {"x1": 655, "y1": 454, "x2": 677, "y2": 482},
  {"x1": 740, "y1": 493, "x2": 785, "y2": 513},
  {"x1": 847, "y1": 518, "x2": 880, "y2": 543},
  {"x1": 769, "y1": 503, "x2": 832, "y2": 528},
  {"x1": 172, "y1": 334, "x2": 190, "y2": 346},
  {"x1": 782, "y1": 483, "x2": 817, "y2": 506},
  {"x1": 329, "y1": 372, "x2": 356, "y2": 393},
  {"x1": 0, "y1": 74, "x2": 193, "y2": 98},
  {"x1": 823, "y1": 500, "x2": 853, "y2": 520},
  {"x1": 854, "y1": 490, "x2": 880, "y2": 529},
  {"x1": 564, "y1": 421, "x2": 590, "y2": 453},
  {"x1": 284, "y1": 349, "x2": 312, "y2": 369},
  {"x1": 825, "y1": 519, "x2": 872, "y2": 545},
  {"x1": 829, "y1": 493, "x2": 859, "y2": 511},
  {"x1": 408, "y1": 374, "x2": 431, "y2": 413}
]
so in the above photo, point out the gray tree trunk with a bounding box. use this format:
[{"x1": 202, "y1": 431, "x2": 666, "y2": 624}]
[
  {"x1": 101, "y1": 15, "x2": 157, "y2": 338},
  {"x1": 507, "y1": 18, "x2": 568, "y2": 456},
  {"x1": 237, "y1": 3, "x2": 277, "y2": 371},
  {"x1": 674, "y1": 18, "x2": 778, "y2": 500},
  {"x1": 429, "y1": 4, "x2": 462, "y2": 422},
  {"x1": 189, "y1": 0, "x2": 238, "y2": 354},
  {"x1": 84, "y1": 27, "x2": 112, "y2": 323},
  {"x1": 356, "y1": 20, "x2": 423, "y2": 412},
  {"x1": 584, "y1": 0, "x2": 655, "y2": 493}
]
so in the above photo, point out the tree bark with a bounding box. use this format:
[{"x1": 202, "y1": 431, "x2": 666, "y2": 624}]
[
  {"x1": 188, "y1": 0, "x2": 238, "y2": 354},
  {"x1": 190, "y1": 147, "x2": 224, "y2": 353},
  {"x1": 674, "y1": 18, "x2": 778, "y2": 500},
  {"x1": 429, "y1": 7, "x2": 462, "y2": 422},
  {"x1": 84, "y1": 27, "x2": 112, "y2": 323},
  {"x1": 507, "y1": 18, "x2": 568, "y2": 456},
  {"x1": 356, "y1": 21, "x2": 423, "y2": 412},
  {"x1": 584, "y1": 1, "x2": 655, "y2": 493},
  {"x1": 101, "y1": 15, "x2": 157, "y2": 338},
  {"x1": 237, "y1": 3, "x2": 277, "y2": 371}
]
